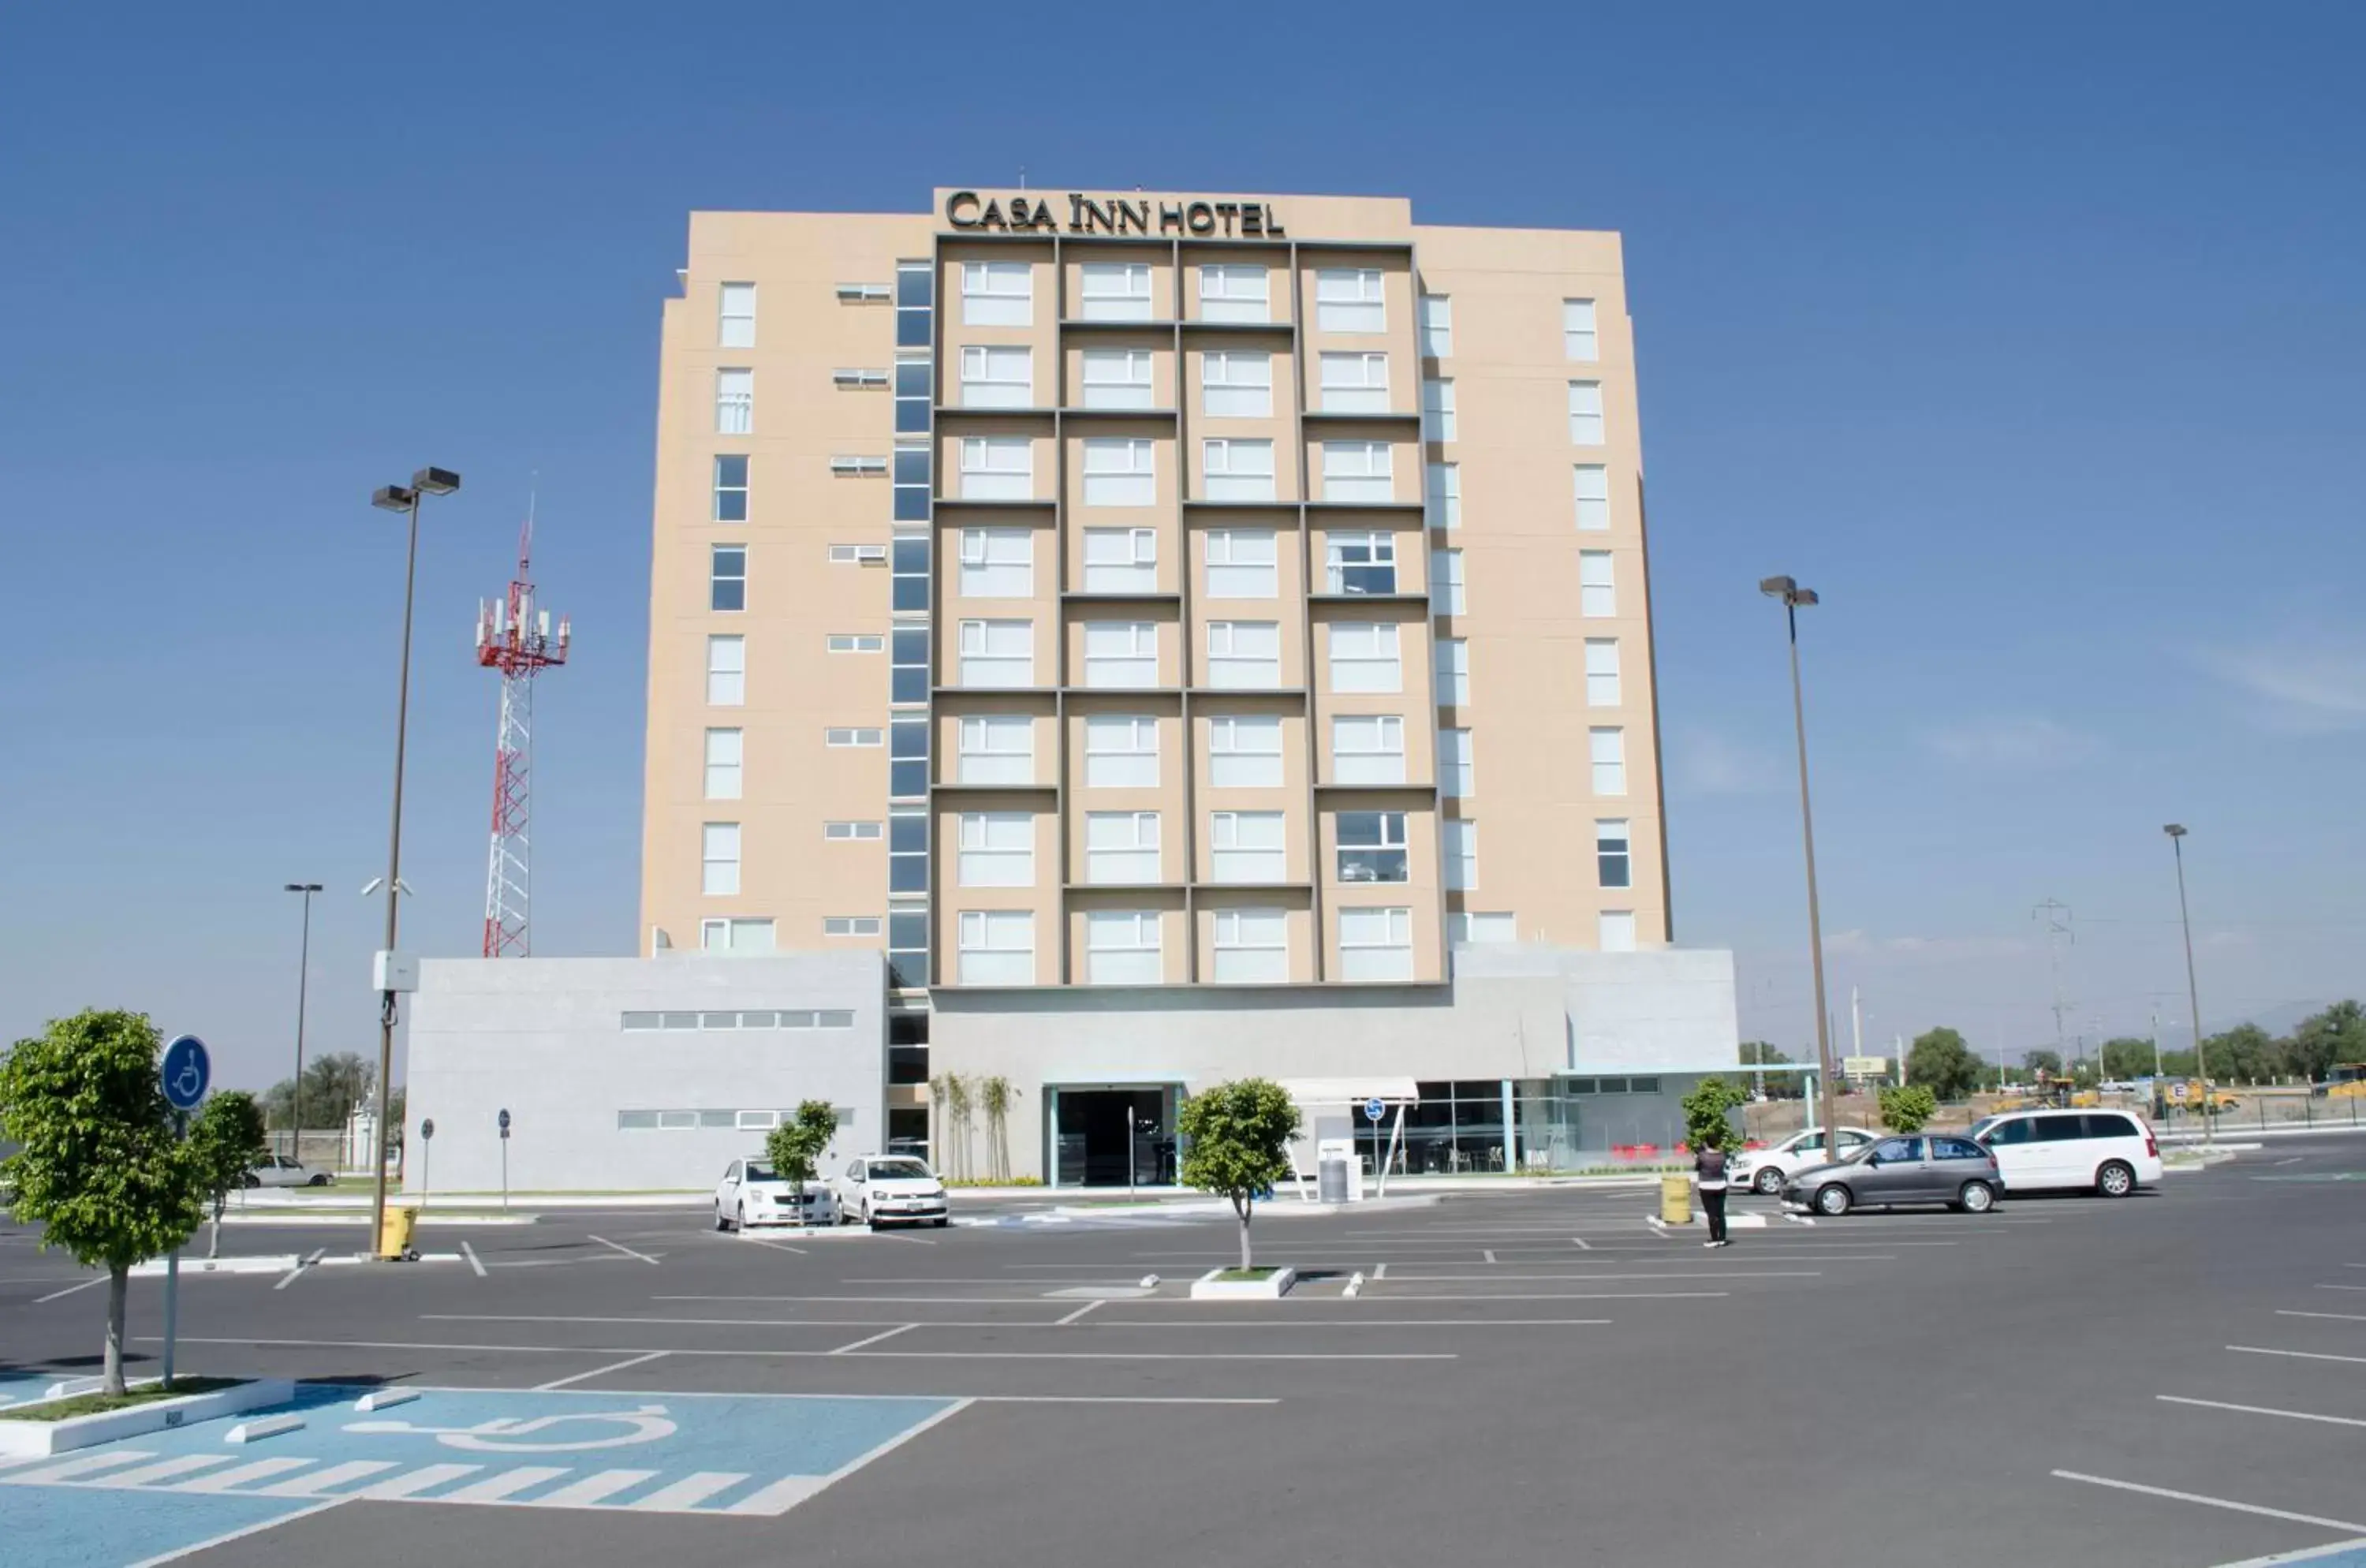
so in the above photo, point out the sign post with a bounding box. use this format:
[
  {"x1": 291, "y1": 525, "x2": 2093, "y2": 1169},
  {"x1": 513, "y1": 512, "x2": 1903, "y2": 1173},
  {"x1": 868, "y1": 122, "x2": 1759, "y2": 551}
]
[
  {"x1": 498, "y1": 1108, "x2": 511, "y2": 1211},
  {"x1": 1363, "y1": 1097, "x2": 1386, "y2": 1189},
  {"x1": 159, "y1": 1035, "x2": 211, "y2": 1390},
  {"x1": 418, "y1": 1118, "x2": 435, "y2": 1216}
]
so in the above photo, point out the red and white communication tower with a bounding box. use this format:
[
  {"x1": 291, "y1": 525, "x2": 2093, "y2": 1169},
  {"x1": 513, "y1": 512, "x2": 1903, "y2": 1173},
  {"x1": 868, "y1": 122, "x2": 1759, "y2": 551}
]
[{"x1": 475, "y1": 513, "x2": 571, "y2": 957}]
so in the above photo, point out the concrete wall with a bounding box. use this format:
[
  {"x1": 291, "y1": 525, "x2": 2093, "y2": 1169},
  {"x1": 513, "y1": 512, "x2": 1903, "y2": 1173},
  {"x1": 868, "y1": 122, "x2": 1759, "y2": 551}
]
[{"x1": 403, "y1": 953, "x2": 886, "y2": 1194}]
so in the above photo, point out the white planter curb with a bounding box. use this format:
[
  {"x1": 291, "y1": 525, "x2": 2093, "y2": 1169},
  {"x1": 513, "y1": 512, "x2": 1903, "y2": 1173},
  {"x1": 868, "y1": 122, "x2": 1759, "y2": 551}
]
[
  {"x1": 1189, "y1": 1267, "x2": 1298, "y2": 1301},
  {"x1": 129, "y1": 1255, "x2": 300, "y2": 1277},
  {"x1": 0, "y1": 1378, "x2": 295, "y2": 1458}
]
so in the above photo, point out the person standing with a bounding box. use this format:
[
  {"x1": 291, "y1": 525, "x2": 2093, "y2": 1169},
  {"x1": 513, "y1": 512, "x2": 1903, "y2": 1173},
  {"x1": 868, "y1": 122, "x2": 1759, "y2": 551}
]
[{"x1": 1694, "y1": 1139, "x2": 1731, "y2": 1248}]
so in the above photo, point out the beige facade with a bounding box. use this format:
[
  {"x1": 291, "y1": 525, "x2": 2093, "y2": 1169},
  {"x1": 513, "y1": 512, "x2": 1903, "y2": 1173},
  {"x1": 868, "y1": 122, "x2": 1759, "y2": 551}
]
[{"x1": 642, "y1": 189, "x2": 1669, "y2": 1000}]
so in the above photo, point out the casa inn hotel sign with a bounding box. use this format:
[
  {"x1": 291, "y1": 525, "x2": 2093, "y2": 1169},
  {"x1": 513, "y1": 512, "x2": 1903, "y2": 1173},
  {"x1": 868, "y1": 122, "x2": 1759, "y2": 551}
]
[{"x1": 946, "y1": 190, "x2": 1287, "y2": 239}]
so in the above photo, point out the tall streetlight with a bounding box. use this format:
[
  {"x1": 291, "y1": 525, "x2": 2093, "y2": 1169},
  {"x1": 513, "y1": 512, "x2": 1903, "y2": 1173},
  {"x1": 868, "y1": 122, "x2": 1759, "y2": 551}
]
[
  {"x1": 2163, "y1": 824, "x2": 2211, "y2": 1144},
  {"x1": 368, "y1": 466, "x2": 461, "y2": 1255},
  {"x1": 283, "y1": 883, "x2": 323, "y2": 1160},
  {"x1": 1760, "y1": 576, "x2": 1841, "y2": 1168}
]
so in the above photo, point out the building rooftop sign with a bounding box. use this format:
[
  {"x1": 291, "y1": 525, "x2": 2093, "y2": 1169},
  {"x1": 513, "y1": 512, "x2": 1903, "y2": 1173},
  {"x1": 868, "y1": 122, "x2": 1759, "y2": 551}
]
[{"x1": 945, "y1": 189, "x2": 1287, "y2": 240}]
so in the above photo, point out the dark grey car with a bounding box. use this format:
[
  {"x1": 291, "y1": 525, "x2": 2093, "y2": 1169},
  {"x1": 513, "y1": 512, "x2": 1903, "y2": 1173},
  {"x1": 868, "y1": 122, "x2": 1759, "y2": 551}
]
[{"x1": 1781, "y1": 1134, "x2": 2002, "y2": 1216}]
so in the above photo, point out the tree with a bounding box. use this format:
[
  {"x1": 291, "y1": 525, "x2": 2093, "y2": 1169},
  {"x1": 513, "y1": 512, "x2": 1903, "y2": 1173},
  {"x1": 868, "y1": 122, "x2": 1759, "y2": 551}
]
[
  {"x1": 0, "y1": 1010, "x2": 204, "y2": 1394},
  {"x1": 2100, "y1": 1037, "x2": 2156, "y2": 1081},
  {"x1": 261, "y1": 1051, "x2": 375, "y2": 1135},
  {"x1": 1680, "y1": 1075, "x2": 1746, "y2": 1151},
  {"x1": 2204, "y1": 1023, "x2": 2277, "y2": 1085},
  {"x1": 2283, "y1": 1002, "x2": 2366, "y2": 1084},
  {"x1": 1905, "y1": 1027, "x2": 1983, "y2": 1102},
  {"x1": 2023, "y1": 1048, "x2": 2064, "y2": 1080},
  {"x1": 978, "y1": 1077, "x2": 1013, "y2": 1183},
  {"x1": 1177, "y1": 1078, "x2": 1301, "y2": 1272},
  {"x1": 763, "y1": 1100, "x2": 838, "y2": 1225},
  {"x1": 1878, "y1": 1084, "x2": 1937, "y2": 1133},
  {"x1": 185, "y1": 1090, "x2": 268, "y2": 1260},
  {"x1": 1737, "y1": 1042, "x2": 1801, "y2": 1098}
]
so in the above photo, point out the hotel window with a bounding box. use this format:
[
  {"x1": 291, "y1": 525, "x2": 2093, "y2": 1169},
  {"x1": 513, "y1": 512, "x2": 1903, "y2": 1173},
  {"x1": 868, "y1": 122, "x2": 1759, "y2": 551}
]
[
  {"x1": 959, "y1": 436, "x2": 1032, "y2": 501},
  {"x1": 957, "y1": 909, "x2": 1035, "y2": 985},
  {"x1": 1083, "y1": 621, "x2": 1159, "y2": 687},
  {"x1": 823, "y1": 916, "x2": 883, "y2": 937},
  {"x1": 1085, "y1": 812, "x2": 1162, "y2": 884},
  {"x1": 894, "y1": 355, "x2": 931, "y2": 435},
  {"x1": 889, "y1": 807, "x2": 927, "y2": 894},
  {"x1": 1201, "y1": 350, "x2": 1273, "y2": 418},
  {"x1": 891, "y1": 626, "x2": 929, "y2": 704},
  {"x1": 1444, "y1": 819, "x2": 1477, "y2": 890},
  {"x1": 957, "y1": 619, "x2": 1032, "y2": 688},
  {"x1": 1337, "y1": 811, "x2": 1409, "y2": 883},
  {"x1": 1315, "y1": 267, "x2": 1385, "y2": 333},
  {"x1": 1569, "y1": 381, "x2": 1605, "y2": 444},
  {"x1": 1585, "y1": 638, "x2": 1621, "y2": 705},
  {"x1": 893, "y1": 438, "x2": 931, "y2": 520},
  {"x1": 700, "y1": 917, "x2": 774, "y2": 954},
  {"x1": 1083, "y1": 527, "x2": 1158, "y2": 592},
  {"x1": 1580, "y1": 551, "x2": 1615, "y2": 616},
  {"x1": 715, "y1": 368, "x2": 752, "y2": 435},
  {"x1": 1325, "y1": 529, "x2": 1397, "y2": 594},
  {"x1": 1319, "y1": 352, "x2": 1390, "y2": 414},
  {"x1": 1085, "y1": 910, "x2": 1162, "y2": 984},
  {"x1": 706, "y1": 635, "x2": 745, "y2": 705},
  {"x1": 1421, "y1": 378, "x2": 1456, "y2": 442},
  {"x1": 823, "y1": 821, "x2": 883, "y2": 842},
  {"x1": 1200, "y1": 263, "x2": 1271, "y2": 323},
  {"x1": 1431, "y1": 547, "x2": 1465, "y2": 614},
  {"x1": 1080, "y1": 348, "x2": 1155, "y2": 410},
  {"x1": 1204, "y1": 528, "x2": 1278, "y2": 598},
  {"x1": 887, "y1": 908, "x2": 930, "y2": 988},
  {"x1": 1596, "y1": 819, "x2": 1632, "y2": 889},
  {"x1": 824, "y1": 726, "x2": 884, "y2": 747},
  {"x1": 1435, "y1": 638, "x2": 1468, "y2": 705},
  {"x1": 961, "y1": 259, "x2": 1032, "y2": 327},
  {"x1": 1338, "y1": 905, "x2": 1413, "y2": 980},
  {"x1": 1210, "y1": 810, "x2": 1286, "y2": 883},
  {"x1": 1212, "y1": 907, "x2": 1287, "y2": 982},
  {"x1": 1079, "y1": 261, "x2": 1155, "y2": 323},
  {"x1": 959, "y1": 345, "x2": 1033, "y2": 409},
  {"x1": 958, "y1": 715, "x2": 1033, "y2": 785},
  {"x1": 710, "y1": 545, "x2": 747, "y2": 611},
  {"x1": 703, "y1": 729, "x2": 743, "y2": 800},
  {"x1": 1599, "y1": 909, "x2": 1637, "y2": 953},
  {"x1": 1451, "y1": 912, "x2": 1516, "y2": 946},
  {"x1": 1084, "y1": 715, "x2": 1159, "y2": 787},
  {"x1": 1574, "y1": 465, "x2": 1610, "y2": 530},
  {"x1": 701, "y1": 823, "x2": 741, "y2": 895},
  {"x1": 890, "y1": 715, "x2": 929, "y2": 798},
  {"x1": 1564, "y1": 299, "x2": 1599, "y2": 361},
  {"x1": 826, "y1": 633, "x2": 885, "y2": 654},
  {"x1": 1439, "y1": 727, "x2": 1474, "y2": 797},
  {"x1": 1590, "y1": 727, "x2": 1627, "y2": 795},
  {"x1": 718, "y1": 282, "x2": 756, "y2": 347},
  {"x1": 1419, "y1": 294, "x2": 1452, "y2": 357},
  {"x1": 892, "y1": 536, "x2": 931, "y2": 614},
  {"x1": 894, "y1": 259, "x2": 933, "y2": 349},
  {"x1": 1327, "y1": 621, "x2": 1401, "y2": 694},
  {"x1": 958, "y1": 527, "x2": 1032, "y2": 598},
  {"x1": 1332, "y1": 715, "x2": 1406, "y2": 786},
  {"x1": 1081, "y1": 437, "x2": 1155, "y2": 507},
  {"x1": 1322, "y1": 440, "x2": 1393, "y2": 503},
  {"x1": 1207, "y1": 621, "x2": 1282, "y2": 689},
  {"x1": 1207, "y1": 714, "x2": 1282, "y2": 787},
  {"x1": 1203, "y1": 438, "x2": 1277, "y2": 502},
  {"x1": 1425, "y1": 462, "x2": 1460, "y2": 529},
  {"x1": 957, "y1": 812, "x2": 1034, "y2": 887},
  {"x1": 711, "y1": 454, "x2": 748, "y2": 522}
]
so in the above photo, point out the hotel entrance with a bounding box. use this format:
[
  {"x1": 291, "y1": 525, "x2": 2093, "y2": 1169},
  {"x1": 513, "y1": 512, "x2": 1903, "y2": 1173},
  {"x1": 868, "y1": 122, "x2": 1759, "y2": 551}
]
[{"x1": 1048, "y1": 1084, "x2": 1178, "y2": 1189}]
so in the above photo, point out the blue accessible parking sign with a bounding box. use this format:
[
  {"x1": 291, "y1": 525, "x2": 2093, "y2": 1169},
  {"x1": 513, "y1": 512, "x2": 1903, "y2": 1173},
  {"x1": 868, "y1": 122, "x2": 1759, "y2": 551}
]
[{"x1": 160, "y1": 1035, "x2": 210, "y2": 1111}]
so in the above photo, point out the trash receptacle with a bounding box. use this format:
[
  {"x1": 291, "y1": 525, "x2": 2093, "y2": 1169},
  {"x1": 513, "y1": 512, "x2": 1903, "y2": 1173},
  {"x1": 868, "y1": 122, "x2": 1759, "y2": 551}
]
[
  {"x1": 1659, "y1": 1174, "x2": 1692, "y2": 1226},
  {"x1": 1319, "y1": 1158, "x2": 1350, "y2": 1204},
  {"x1": 377, "y1": 1205, "x2": 417, "y2": 1260}
]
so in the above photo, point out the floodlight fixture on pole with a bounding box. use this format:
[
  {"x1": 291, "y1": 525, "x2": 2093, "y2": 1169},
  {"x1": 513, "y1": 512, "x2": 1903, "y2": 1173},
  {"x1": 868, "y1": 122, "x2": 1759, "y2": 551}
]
[
  {"x1": 2164, "y1": 823, "x2": 2211, "y2": 1144},
  {"x1": 1761, "y1": 573, "x2": 1841, "y2": 1174}
]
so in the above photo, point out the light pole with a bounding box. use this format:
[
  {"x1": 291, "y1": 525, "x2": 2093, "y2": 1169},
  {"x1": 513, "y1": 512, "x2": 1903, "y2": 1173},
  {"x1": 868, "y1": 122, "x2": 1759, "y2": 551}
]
[
  {"x1": 368, "y1": 466, "x2": 461, "y2": 1256},
  {"x1": 283, "y1": 883, "x2": 323, "y2": 1161},
  {"x1": 1760, "y1": 576, "x2": 1842, "y2": 1167},
  {"x1": 2163, "y1": 823, "x2": 2211, "y2": 1144}
]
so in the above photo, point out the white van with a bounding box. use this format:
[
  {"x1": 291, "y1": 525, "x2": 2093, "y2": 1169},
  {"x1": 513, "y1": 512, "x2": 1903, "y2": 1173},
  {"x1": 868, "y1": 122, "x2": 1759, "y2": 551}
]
[{"x1": 1969, "y1": 1109, "x2": 2163, "y2": 1197}]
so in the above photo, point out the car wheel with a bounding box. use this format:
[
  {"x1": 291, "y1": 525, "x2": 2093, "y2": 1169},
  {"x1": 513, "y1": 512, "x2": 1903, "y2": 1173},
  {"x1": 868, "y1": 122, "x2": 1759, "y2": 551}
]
[
  {"x1": 735, "y1": 1203, "x2": 748, "y2": 1232},
  {"x1": 933, "y1": 1218, "x2": 949, "y2": 1228},
  {"x1": 2095, "y1": 1160, "x2": 2135, "y2": 1198},
  {"x1": 714, "y1": 1204, "x2": 730, "y2": 1233},
  {"x1": 308, "y1": 1174, "x2": 330, "y2": 1186},
  {"x1": 243, "y1": 1174, "x2": 260, "y2": 1189},
  {"x1": 1814, "y1": 1183, "x2": 1852, "y2": 1217},
  {"x1": 1754, "y1": 1167, "x2": 1785, "y2": 1196},
  {"x1": 1957, "y1": 1180, "x2": 1995, "y2": 1214}
]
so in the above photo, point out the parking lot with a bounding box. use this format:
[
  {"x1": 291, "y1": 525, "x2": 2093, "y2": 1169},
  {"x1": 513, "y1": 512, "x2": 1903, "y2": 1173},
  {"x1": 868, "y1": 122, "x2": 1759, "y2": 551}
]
[{"x1": 5, "y1": 1138, "x2": 2364, "y2": 1568}]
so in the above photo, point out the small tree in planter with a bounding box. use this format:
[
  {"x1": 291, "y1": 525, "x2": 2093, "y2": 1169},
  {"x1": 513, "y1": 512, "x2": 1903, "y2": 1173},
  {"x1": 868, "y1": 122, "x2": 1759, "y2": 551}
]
[
  {"x1": 1877, "y1": 1084, "x2": 1937, "y2": 1134},
  {"x1": 979, "y1": 1076, "x2": 1013, "y2": 1183},
  {"x1": 185, "y1": 1090, "x2": 269, "y2": 1259},
  {"x1": 764, "y1": 1100, "x2": 838, "y2": 1227},
  {"x1": 1681, "y1": 1074, "x2": 1747, "y2": 1152},
  {"x1": 1177, "y1": 1078, "x2": 1300, "y2": 1272},
  {"x1": 0, "y1": 1010, "x2": 205, "y2": 1394}
]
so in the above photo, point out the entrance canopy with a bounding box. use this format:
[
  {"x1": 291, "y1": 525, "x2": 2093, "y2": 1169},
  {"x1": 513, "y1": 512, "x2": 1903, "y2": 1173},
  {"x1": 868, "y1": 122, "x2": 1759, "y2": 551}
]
[{"x1": 1277, "y1": 1077, "x2": 1420, "y2": 1107}]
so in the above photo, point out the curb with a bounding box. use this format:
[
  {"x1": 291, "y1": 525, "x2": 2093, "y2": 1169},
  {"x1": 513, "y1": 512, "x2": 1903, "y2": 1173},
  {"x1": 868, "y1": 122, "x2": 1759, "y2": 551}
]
[
  {"x1": 0, "y1": 1379, "x2": 295, "y2": 1458},
  {"x1": 129, "y1": 1255, "x2": 299, "y2": 1277}
]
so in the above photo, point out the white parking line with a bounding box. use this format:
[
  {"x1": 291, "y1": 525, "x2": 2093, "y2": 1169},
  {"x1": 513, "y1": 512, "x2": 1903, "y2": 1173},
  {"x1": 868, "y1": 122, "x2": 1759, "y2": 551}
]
[
  {"x1": 152, "y1": 1333, "x2": 1453, "y2": 1361},
  {"x1": 32, "y1": 1275, "x2": 106, "y2": 1305},
  {"x1": 2158, "y1": 1394, "x2": 2366, "y2": 1428},
  {"x1": 1343, "y1": 1291, "x2": 1727, "y2": 1301},
  {"x1": 535, "y1": 1350, "x2": 671, "y2": 1391},
  {"x1": 2204, "y1": 1536, "x2": 2366, "y2": 1568},
  {"x1": 2278, "y1": 1310, "x2": 2366, "y2": 1324},
  {"x1": 462, "y1": 1241, "x2": 487, "y2": 1277},
  {"x1": 1483, "y1": 1249, "x2": 1497, "y2": 1264},
  {"x1": 273, "y1": 1249, "x2": 325, "y2": 1291},
  {"x1": 125, "y1": 1498, "x2": 348, "y2": 1568},
  {"x1": 2051, "y1": 1470, "x2": 2366, "y2": 1534},
  {"x1": 1570, "y1": 1236, "x2": 1592, "y2": 1249},
  {"x1": 737, "y1": 1236, "x2": 809, "y2": 1255},
  {"x1": 2317, "y1": 1284, "x2": 2366, "y2": 1293},
  {"x1": 586, "y1": 1234, "x2": 659, "y2": 1266},
  {"x1": 1056, "y1": 1301, "x2": 1103, "y2": 1326},
  {"x1": 832, "y1": 1324, "x2": 918, "y2": 1354},
  {"x1": 2227, "y1": 1345, "x2": 2366, "y2": 1367}
]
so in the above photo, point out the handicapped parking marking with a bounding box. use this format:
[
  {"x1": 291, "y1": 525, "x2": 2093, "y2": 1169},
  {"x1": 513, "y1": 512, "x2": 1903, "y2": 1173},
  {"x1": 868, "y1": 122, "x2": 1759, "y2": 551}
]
[{"x1": 345, "y1": 1403, "x2": 679, "y2": 1450}]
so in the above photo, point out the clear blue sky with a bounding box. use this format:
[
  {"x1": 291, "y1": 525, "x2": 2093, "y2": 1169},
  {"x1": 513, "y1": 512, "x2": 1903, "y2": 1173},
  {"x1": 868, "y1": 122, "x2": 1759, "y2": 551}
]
[{"x1": 4, "y1": 3, "x2": 2362, "y2": 1092}]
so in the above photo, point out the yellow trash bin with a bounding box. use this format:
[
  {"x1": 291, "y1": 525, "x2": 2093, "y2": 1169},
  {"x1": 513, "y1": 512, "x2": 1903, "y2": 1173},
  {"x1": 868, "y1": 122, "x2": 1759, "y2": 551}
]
[
  {"x1": 1660, "y1": 1174, "x2": 1692, "y2": 1226},
  {"x1": 377, "y1": 1205, "x2": 417, "y2": 1260}
]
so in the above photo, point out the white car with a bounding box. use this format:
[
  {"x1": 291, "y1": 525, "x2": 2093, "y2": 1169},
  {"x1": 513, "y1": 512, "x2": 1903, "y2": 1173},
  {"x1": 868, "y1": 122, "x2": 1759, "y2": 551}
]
[
  {"x1": 830, "y1": 1154, "x2": 950, "y2": 1229},
  {"x1": 1726, "y1": 1127, "x2": 1877, "y2": 1196},
  {"x1": 245, "y1": 1155, "x2": 330, "y2": 1189},
  {"x1": 712, "y1": 1156, "x2": 838, "y2": 1230},
  {"x1": 1969, "y1": 1109, "x2": 2163, "y2": 1197}
]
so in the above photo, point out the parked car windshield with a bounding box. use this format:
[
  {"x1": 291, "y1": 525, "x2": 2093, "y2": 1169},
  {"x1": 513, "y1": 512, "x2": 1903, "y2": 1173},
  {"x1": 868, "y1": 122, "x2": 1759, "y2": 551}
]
[
  {"x1": 744, "y1": 1161, "x2": 778, "y2": 1182},
  {"x1": 868, "y1": 1159, "x2": 932, "y2": 1180}
]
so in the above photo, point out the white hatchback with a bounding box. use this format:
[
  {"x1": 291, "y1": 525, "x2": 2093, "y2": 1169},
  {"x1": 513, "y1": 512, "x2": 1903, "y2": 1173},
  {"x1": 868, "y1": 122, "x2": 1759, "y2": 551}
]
[
  {"x1": 1726, "y1": 1126, "x2": 1878, "y2": 1196},
  {"x1": 830, "y1": 1155, "x2": 950, "y2": 1229},
  {"x1": 713, "y1": 1156, "x2": 839, "y2": 1230},
  {"x1": 1969, "y1": 1109, "x2": 2163, "y2": 1197}
]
